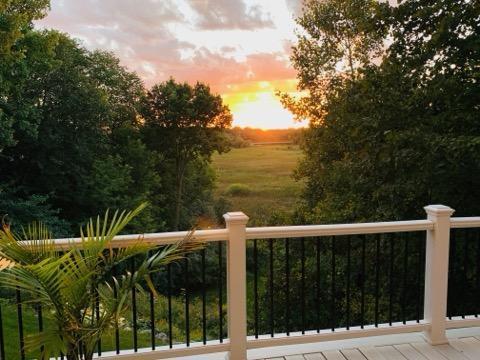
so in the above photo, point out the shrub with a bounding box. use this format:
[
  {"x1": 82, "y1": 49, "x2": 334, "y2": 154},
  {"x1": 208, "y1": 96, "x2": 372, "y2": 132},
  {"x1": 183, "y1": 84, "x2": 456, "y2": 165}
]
[{"x1": 225, "y1": 183, "x2": 252, "y2": 196}]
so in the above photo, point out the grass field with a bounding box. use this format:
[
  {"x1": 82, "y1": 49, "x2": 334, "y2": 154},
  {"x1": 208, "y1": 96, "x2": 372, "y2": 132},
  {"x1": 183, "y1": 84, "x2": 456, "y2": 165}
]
[{"x1": 212, "y1": 144, "x2": 303, "y2": 225}]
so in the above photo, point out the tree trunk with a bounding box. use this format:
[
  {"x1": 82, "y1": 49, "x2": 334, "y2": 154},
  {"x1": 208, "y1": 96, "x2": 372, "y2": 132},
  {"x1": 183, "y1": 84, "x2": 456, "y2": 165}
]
[{"x1": 65, "y1": 337, "x2": 95, "y2": 360}]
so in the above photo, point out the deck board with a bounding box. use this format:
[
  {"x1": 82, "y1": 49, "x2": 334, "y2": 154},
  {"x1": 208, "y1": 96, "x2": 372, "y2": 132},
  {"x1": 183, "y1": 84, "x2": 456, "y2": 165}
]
[
  {"x1": 303, "y1": 353, "x2": 326, "y2": 360},
  {"x1": 266, "y1": 333, "x2": 480, "y2": 360},
  {"x1": 394, "y1": 344, "x2": 428, "y2": 360},
  {"x1": 358, "y1": 346, "x2": 387, "y2": 360},
  {"x1": 254, "y1": 339, "x2": 475, "y2": 360},
  {"x1": 341, "y1": 349, "x2": 366, "y2": 360},
  {"x1": 322, "y1": 350, "x2": 347, "y2": 360}
]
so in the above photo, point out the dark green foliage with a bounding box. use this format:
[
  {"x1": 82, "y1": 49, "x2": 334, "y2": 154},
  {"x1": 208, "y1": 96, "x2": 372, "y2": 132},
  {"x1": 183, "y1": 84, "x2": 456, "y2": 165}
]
[
  {"x1": 287, "y1": 0, "x2": 480, "y2": 223},
  {"x1": 0, "y1": 9, "x2": 229, "y2": 235}
]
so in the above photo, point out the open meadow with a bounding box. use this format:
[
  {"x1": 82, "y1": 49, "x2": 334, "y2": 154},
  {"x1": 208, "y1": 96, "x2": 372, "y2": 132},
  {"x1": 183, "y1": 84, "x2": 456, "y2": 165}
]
[{"x1": 212, "y1": 144, "x2": 303, "y2": 225}]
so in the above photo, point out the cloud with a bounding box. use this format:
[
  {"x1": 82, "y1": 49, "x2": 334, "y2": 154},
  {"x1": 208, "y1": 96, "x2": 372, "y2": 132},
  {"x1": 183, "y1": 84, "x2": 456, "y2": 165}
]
[
  {"x1": 285, "y1": 0, "x2": 303, "y2": 17},
  {"x1": 35, "y1": 0, "x2": 297, "y2": 92},
  {"x1": 168, "y1": 48, "x2": 296, "y2": 93},
  {"x1": 187, "y1": 0, "x2": 274, "y2": 30}
]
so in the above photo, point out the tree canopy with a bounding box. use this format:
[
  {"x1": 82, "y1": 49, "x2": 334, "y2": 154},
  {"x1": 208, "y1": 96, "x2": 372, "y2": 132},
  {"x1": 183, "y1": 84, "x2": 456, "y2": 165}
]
[
  {"x1": 142, "y1": 79, "x2": 232, "y2": 229},
  {"x1": 287, "y1": 0, "x2": 480, "y2": 223}
]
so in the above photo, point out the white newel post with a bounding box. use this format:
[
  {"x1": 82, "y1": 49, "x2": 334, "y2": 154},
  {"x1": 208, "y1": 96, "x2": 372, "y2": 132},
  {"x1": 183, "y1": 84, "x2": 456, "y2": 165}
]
[
  {"x1": 224, "y1": 212, "x2": 249, "y2": 360},
  {"x1": 423, "y1": 204, "x2": 454, "y2": 345}
]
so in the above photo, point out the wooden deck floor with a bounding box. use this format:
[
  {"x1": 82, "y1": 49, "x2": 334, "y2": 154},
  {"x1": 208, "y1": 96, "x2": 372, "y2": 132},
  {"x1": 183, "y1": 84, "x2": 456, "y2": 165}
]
[{"x1": 265, "y1": 336, "x2": 480, "y2": 360}]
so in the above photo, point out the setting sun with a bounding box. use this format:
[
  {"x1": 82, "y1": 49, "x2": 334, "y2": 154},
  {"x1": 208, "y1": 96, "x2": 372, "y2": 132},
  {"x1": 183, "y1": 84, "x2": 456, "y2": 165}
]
[{"x1": 221, "y1": 80, "x2": 305, "y2": 129}]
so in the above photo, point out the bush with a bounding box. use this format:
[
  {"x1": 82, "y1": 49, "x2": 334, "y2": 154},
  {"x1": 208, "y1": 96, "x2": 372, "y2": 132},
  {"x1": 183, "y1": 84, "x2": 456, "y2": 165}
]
[{"x1": 225, "y1": 183, "x2": 252, "y2": 196}]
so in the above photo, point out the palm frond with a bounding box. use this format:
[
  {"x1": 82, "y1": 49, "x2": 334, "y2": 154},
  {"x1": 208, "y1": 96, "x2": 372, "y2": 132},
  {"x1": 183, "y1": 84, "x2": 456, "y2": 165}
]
[
  {"x1": 25, "y1": 327, "x2": 67, "y2": 360},
  {"x1": 0, "y1": 220, "x2": 57, "y2": 266}
]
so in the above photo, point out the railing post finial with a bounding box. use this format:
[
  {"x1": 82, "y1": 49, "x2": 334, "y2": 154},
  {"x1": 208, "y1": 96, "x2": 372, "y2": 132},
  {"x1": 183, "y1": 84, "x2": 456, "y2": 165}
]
[{"x1": 423, "y1": 204, "x2": 454, "y2": 345}]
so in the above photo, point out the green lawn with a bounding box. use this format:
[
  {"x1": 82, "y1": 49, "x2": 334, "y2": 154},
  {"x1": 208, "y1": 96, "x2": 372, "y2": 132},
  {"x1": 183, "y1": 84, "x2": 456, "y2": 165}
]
[{"x1": 212, "y1": 144, "x2": 303, "y2": 225}]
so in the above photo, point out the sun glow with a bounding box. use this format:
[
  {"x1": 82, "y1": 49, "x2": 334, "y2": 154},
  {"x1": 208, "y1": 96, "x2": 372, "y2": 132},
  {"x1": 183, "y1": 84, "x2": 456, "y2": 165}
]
[{"x1": 221, "y1": 80, "x2": 306, "y2": 129}]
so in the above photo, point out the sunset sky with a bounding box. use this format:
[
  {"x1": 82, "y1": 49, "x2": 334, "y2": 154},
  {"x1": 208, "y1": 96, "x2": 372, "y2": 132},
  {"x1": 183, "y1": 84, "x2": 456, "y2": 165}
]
[{"x1": 35, "y1": 0, "x2": 307, "y2": 129}]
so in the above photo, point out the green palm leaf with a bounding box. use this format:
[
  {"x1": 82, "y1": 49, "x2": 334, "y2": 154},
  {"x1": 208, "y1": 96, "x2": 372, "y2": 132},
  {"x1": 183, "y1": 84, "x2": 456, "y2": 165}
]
[{"x1": 0, "y1": 202, "x2": 203, "y2": 360}]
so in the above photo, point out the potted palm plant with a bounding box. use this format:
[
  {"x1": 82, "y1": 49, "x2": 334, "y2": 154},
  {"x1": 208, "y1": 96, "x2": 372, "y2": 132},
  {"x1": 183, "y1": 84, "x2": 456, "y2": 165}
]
[{"x1": 0, "y1": 203, "x2": 201, "y2": 360}]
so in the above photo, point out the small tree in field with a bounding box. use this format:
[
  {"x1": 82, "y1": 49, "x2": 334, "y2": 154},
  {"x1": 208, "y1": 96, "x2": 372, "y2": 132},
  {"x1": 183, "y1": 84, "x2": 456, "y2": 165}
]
[{"x1": 142, "y1": 79, "x2": 232, "y2": 230}]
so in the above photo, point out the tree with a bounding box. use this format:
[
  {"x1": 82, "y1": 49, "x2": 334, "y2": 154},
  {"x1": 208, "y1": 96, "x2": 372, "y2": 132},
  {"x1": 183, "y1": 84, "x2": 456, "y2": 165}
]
[
  {"x1": 280, "y1": 0, "x2": 388, "y2": 128},
  {"x1": 0, "y1": 0, "x2": 51, "y2": 151},
  {"x1": 142, "y1": 79, "x2": 232, "y2": 230},
  {"x1": 287, "y1": 0, "x2": 480, "y2": 223}
]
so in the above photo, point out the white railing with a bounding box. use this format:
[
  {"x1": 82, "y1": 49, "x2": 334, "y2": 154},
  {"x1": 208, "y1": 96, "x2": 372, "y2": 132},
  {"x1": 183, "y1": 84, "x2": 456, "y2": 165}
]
[{"x1": 44, "y1": 204, "x2": 480, "y2": 359}]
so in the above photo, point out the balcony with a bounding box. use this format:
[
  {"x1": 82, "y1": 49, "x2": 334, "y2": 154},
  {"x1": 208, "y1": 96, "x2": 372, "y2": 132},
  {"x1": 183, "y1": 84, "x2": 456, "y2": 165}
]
[{"x1": 3, "y1": 204, "x2": 480, "y2": 359}]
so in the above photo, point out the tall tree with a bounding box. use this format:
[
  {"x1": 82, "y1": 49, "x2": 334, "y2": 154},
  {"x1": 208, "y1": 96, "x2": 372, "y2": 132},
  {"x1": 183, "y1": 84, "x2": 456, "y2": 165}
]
[
  {"x1": 142, "y1": 79, "x2": 232, "y2": 229},
  {"x1": 281, "y1": 0, "x2": 388, "y2": 127}
]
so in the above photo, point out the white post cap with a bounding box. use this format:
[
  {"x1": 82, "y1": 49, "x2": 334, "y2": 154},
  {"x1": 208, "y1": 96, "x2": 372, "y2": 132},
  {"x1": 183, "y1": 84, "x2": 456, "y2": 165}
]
[
  {"x1": 223, "y1": 212, "x2": 249, "y2": 225},
  {"x1": 424, "y1": 205, "x2": 455, "y2": 217}
]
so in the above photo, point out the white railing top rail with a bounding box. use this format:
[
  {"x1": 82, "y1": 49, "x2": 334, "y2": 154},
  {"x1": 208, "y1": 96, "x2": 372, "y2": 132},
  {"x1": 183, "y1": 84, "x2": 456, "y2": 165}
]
[
  {"x1": 450, "y1": 217, "x2": 480, "y2": 228},
  {"x1": 246, "y1": 219, "x2": 433, "y2": 239},
  {"x1": 41, "y1": 228, "x2": 229, "y2": 249},
  {"x1": 35, "y1": 218, "x2": 443, "y2": 249},
  {"x1": 25, "y1": 215, "x2": 480, "y2": 250}
]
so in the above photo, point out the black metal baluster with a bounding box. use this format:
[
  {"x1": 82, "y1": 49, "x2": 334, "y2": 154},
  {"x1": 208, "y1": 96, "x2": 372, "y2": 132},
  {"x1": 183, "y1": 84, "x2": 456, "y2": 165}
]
[
  {"x1": 402, "y1": 233, "x2": 409, "y2": 324},
  {"x1": 167, "y1": 263, "x2": 173, "y2": 348},
  {"x1": 389, "y1": 235, "x2": 394, "y2": 326},
  {"x1": 375, "y1": 234, "x2": 380, "y2": 327},
  {"x1": 360, "y1": 235, "x2": 366, "y2": 329},
  {"x1": 462, "y1": 229, "x2": 469, "y2": 318},
  {"x1": 449, "y1": 230, "x2": 457, "y2": 319},
  {"x1": 476, "y1": 229, "x2": 480, "y2": 317},
  {"x1": 185, "y1": 255, "x2": 190, "y2": 347},
  {"x1": 346, "y1": 236, "x2": 351, "y2": 330},
  {"x1": 37, "y1": 304, "x2": 44, "y2": 356},
  {"x1": 331, "y1": 236, "x2": 336, "y2": 331},
  {"x1": 202, "y1": 248, "x2": 207, "y2": 344},
  {"x1": 253, "y1": 239, "x2": 259, "y2": 339},
  {"x1": 149, "y1": 253, "x2": 156, "y2": 350},
  {"x1": 269, "y1": 239, "x2": 274, "y2": 337},
  {"x1": 218, "y1": 242, "x2": 224, "y2": 343},
  {"x1": 416, "y1": 233, "x2": 424, "y2": 323},
  {"x1": 285, "y1": 238, "x2": 290, "y2": 335},
  {"x1": 131, "y1": 257, "x2": 138, "y2": 352},
  {"x1": 0, "y1": 305, "x2": 4, "y2": 360},
  {"x1": 316, "y1": 237, "x2": 321, "y2": 333},
  {"x1": 112, "y1": 266, "x2": 120, "y2": 354},
  {"x1": 95, "y1": 286, "x2": 101, "y2": 356},
  {"x1": 16, "y1": 288, "x2": 25, "y2": 360},
  {"x1": 79, "y1": 341, "x2": 83, "y2": 359},
  {"x1": 301, "y1": 237, "x2": 306, "y2": 334}
]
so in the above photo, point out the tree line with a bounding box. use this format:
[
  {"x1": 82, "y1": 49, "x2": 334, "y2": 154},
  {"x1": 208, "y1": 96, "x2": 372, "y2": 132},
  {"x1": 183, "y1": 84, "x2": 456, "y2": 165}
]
[
  {"x1": 225, "y1": 127, "x2": 304, "y2": 147},
  {"x1": 0, "y1": 1, "x2": 232, "y2": 236}
]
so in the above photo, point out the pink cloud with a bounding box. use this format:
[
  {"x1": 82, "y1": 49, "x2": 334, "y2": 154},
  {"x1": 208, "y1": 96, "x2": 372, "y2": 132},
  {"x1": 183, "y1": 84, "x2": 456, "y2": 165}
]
[{"x1": 35, "y1": 0, "x2": 297, "y2": 93}]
